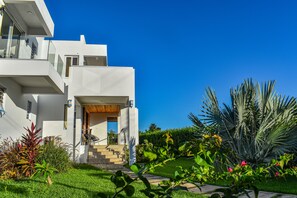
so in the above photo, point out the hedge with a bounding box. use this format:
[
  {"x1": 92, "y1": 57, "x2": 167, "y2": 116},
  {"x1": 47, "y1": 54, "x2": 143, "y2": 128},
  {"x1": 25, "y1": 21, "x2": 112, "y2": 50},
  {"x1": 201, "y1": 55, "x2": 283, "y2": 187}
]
[{"x1": 139, "y1": 127, "x2": 199, "y2": 148}]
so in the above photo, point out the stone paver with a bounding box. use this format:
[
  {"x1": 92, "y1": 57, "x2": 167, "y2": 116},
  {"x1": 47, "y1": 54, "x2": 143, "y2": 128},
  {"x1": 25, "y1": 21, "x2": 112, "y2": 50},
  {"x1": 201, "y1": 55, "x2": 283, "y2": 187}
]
[{"x1": 105, "y1": 166, "x2": 297, "y2": 198}]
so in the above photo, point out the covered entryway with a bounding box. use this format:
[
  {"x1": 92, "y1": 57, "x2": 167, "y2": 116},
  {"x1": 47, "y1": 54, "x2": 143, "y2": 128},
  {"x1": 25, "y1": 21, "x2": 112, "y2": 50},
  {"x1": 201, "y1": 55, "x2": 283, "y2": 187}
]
[{"x1": 82, "y1": 104, "x2": 121, "y2": 145}]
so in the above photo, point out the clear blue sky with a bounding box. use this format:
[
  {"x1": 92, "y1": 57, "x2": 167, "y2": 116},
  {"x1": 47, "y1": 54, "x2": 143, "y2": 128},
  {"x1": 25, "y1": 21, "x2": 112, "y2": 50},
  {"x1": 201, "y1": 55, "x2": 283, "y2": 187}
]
[{"x1": 46, "y1": 0, "x2": 297, "y2": 131}]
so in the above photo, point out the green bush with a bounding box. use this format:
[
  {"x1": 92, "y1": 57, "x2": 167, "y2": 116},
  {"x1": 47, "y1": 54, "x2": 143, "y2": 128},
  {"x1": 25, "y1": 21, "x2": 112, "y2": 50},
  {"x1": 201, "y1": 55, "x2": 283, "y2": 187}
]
[
  {"x1": 38, "y1": 141, "x2": 71, "y2": 172},
  {"x1": 139, "y1": 127, "x2": 198, "y2": 148}
]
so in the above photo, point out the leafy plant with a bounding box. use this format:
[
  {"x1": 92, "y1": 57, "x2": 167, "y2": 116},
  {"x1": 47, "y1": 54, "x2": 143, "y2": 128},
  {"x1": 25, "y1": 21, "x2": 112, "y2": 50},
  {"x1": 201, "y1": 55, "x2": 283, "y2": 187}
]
[
  {"x1": 33, "y1": 160, "x2": 58, "y2": 186},
  {"x1": 189, "y1": 79, "x2": 297, "y2": 165},
  {"x1": 212, "y1": 154, "x2": 297, "y2": 198},
  {"x1": 109, "y1": 133, "x2": 179, "y2": 198},
  {"x1": 139, "y1": 127, "x2": 198, "y2": 153},
  {"x1": 0, "y1": 138, "x2": 22, "y2": 179},
  {"x1": 18, "y1": 123, "x2": 42, "y2": 177},
  {"x1": 38, "y1": 138, "x2": 71, "y2": 172}
]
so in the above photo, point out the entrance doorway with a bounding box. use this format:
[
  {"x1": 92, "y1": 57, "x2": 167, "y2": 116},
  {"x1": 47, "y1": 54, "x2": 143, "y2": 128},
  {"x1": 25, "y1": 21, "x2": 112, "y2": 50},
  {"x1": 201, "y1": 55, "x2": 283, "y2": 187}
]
[
  {"x1": 107, "y1": 117, "x2": 118, "y2": 145},
  {"x1": 82, "y1": 105, "x2": 120, "y2": 145}
]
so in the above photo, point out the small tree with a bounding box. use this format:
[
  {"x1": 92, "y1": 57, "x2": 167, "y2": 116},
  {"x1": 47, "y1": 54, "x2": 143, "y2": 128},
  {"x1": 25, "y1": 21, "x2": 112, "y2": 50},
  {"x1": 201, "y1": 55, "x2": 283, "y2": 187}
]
[{"x1": 147, "y1": 123, "x2": 161, "y2": 133}]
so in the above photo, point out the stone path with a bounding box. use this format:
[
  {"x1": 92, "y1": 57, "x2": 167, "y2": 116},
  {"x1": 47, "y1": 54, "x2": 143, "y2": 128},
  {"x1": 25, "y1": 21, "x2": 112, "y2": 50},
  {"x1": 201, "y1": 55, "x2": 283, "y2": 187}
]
[{"x1": 108, "y1": 167, "x2": 297, "y2": 198}]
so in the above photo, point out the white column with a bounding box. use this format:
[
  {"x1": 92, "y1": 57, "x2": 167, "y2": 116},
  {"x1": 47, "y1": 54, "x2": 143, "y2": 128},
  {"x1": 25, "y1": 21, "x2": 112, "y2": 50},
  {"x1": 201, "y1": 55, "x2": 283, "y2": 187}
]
[{"x1": 129, "y1": 107, "x2": 137, "y2": 165}]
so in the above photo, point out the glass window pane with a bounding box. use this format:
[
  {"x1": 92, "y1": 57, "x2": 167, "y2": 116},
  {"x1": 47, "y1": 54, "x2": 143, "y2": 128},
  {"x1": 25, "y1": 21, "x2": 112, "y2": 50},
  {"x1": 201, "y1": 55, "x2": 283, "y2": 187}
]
[
  {"x1": 65, "y1": 57, "x2": 71, "y2": 77},
  {"x1": 73, "y1": 57, "x2": 78, "y2": 65}
]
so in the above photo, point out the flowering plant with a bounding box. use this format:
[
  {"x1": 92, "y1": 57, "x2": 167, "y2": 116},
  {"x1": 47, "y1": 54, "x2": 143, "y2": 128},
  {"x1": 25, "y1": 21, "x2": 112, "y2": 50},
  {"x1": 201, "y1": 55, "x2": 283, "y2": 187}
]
[{"x1": 212, "y1": 153, "x2": 297, "y2": 198}]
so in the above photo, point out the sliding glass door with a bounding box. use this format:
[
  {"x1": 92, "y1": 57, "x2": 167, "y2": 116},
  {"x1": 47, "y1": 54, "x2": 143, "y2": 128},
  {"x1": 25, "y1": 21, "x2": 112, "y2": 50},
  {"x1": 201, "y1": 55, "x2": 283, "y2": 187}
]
[{"x1": 0, "y1": 10, "x2": 21, "y2": 58}]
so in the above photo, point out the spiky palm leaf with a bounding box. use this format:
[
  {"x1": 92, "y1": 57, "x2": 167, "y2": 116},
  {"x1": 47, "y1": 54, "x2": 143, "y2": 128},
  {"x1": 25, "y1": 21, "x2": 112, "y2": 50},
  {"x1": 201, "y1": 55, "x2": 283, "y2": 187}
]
[{"x1": 190, "y1": 79, "x2": 297, "y2": 165}]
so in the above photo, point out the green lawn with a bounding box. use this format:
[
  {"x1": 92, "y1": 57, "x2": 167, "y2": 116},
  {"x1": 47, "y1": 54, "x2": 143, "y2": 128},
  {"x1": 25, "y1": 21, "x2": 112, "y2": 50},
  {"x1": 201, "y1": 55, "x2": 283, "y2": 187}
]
[
  {"x1": 0, "y1": 164, "x2": 204, "y2": 198},
  {"x1": 152, "y1": 158, "x2": 297, "y2": 195}
]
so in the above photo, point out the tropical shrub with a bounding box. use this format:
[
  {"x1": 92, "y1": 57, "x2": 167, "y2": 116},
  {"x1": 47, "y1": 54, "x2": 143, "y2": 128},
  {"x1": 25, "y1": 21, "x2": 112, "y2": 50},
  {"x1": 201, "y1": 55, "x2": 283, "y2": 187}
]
[
  {"x1": 0, "y1": 138, "x2": 22, "y2": 179},
  {"x1": 33, "y1": 160, "x2": 58, "y2": 186},
  {"x1": 212, "y1": 154, "x2": 297, "y2": 198},
  {"x1": 189, "y1": 79, "x2": 297, "y2": 165},
  {"x1": 108, "y1": 131, "x2": 118, "y2": 145},
  {"x1": 18, "y1": 123, "x2": 42, "y2": 177},
  {"x1": 38, "y1": 137, "x2": 71, "y2": 172},
  {"x1": 109, "y1": 133, "x2": 178, "y2": 198},
  {"x1": 139, "y1": 127, "x2": 198, "y2": 149},
  {"x1": 110, "y1": 132, "x2": 297, "y2": 198}
]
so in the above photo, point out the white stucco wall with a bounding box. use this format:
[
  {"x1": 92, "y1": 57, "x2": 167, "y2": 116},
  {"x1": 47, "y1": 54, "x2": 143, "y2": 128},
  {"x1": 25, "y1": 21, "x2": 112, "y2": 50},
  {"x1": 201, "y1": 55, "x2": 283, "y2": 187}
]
[
  {"x1": 52, "y1": 36, "x2": 107, "y2": 80},
  {"x1": 89, "y1": 112, "x2": 119, "y2": 145},
  {"x1": 36, "y1": 86, "x2": 68, "y2": 139},
  {"x1": 0, "y1": 78, "x2": 38, "y2": 140},
  {"x1": 69, "y1": 66, "x2": 135, "y2": 100}
]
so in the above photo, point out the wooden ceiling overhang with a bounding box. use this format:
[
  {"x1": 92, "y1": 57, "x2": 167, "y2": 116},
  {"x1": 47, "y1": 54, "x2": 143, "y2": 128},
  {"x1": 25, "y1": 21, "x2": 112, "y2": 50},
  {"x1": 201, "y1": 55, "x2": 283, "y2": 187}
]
[{"x1": 84, "y1": 104, "x2": 121, "y2": 113}]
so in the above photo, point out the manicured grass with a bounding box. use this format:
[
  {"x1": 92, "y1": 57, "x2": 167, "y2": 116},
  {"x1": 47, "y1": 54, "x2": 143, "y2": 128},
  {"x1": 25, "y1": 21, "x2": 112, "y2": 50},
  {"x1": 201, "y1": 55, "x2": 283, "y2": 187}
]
[
  {"x1": 0, "y1": 164, "x2": 204, "y2": 198},
  {"x1": 152, "y1": 158, "x2": 195, "y2": 178},
  {"x1": 152, "y1": 157, "x2": 297, "y2": 195}
]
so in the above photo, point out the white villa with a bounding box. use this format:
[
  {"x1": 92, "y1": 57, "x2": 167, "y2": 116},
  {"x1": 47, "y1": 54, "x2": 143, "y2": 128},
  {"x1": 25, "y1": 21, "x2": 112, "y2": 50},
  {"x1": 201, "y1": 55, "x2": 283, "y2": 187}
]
[{"x1": 0, "y1": 0, "x2": 138, "y2": 166}]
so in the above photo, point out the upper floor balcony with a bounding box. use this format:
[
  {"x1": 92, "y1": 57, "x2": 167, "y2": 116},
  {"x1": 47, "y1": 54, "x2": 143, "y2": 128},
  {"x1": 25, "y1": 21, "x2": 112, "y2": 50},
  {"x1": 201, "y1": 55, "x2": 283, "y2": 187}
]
[
  {"x1": 0, "y1": 38, "x2": 65, "y2": 94},
  {"x1": 3, "y1": 0, "x2": 54, "y2": 36},
  {"x1": 68, "y1": 66, "x2": 135, "y2": 101}
]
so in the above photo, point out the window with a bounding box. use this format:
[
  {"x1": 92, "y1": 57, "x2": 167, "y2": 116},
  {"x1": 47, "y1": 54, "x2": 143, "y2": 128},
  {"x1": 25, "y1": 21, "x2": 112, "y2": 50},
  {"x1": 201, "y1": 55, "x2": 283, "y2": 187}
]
[
  {"x1": 64, "y1": 104, "x2": 68, "y2": 129},
  {"x1": 84, "y1": 56, "x2": 107, "y2": 66},
  {"x1": 0, "y1": 10, "x2": 22, "y2": 58},
  {"x1": 26, "y1": 101, "x2": 32, "y2": 120},
  {"x1": 65, "y1": 56, "x2": 79, "y2": 77}
]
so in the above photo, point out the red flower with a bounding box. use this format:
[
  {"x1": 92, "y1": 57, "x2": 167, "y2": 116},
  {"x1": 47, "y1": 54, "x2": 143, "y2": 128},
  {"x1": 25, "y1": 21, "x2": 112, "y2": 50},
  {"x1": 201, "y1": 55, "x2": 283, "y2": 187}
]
[
  {"x1": 240, "y1": 161, "x2": 247, "y2": 166},
  {"x1": 228, "y1": 167, "x2": 233, "y2": 172},
  {"x1": 275, "y1": 162, "x2": 280, "y2": 167},
  {"x1": 275, "y1": 172, "x2": 280, "y2": 177}
]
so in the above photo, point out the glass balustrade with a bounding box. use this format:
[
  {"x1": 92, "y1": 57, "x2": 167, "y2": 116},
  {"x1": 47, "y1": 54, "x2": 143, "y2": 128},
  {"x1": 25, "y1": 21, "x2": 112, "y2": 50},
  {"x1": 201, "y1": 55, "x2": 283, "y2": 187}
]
[{"x1": 0, "y1": 38, "x2": 64, "y2": 77}]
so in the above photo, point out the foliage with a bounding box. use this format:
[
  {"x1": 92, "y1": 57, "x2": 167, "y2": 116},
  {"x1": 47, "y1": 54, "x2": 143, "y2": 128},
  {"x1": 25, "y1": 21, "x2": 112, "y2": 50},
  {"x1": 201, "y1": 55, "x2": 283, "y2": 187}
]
[
  {"x1": 0, "y1": 123, "x2": 42, "y2": 179},
  {"x1": 140, "y1": 127, "x2": 198, "y2": 150},
  {"x1": 0, "y1": 138, "x2": 22, "y2": 179},
  {"x1": 189, "y1": 79, "x2": 297, "y2": 165},
  {"x1": 33, "y1": 160, "x2": 58, "y2": 186},
  {"x1": 109, "y1": 133, "x2": 180, "y2": 198},
  {"x1": 108, "y1": 130, "x2": 118, "y2": 145},
  {"x1": 37, "y1": 138, "x2": 71, "y2": 172},
  {"x1": 18, "y1": 123, "x2": 42, "y2": 177},
  {"x1": 212, "y1": 154, "x2": 297, "y2": 198},
  {"x1": 125, "y1": 140, "x2": 154, "y2": 163},
  {"x1": 118, "y1": 132, "x2": 297, "y2": 198},
  {"x1": 0, "y1": 164, "x2": 202, "y2": 198}
]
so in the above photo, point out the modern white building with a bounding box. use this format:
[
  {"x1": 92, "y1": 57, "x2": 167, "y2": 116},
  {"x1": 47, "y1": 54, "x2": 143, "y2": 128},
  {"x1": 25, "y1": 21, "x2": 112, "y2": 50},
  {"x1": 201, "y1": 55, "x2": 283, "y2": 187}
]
[{"x1": 0, "y1": 0, "x2": 138, "y2": 165}]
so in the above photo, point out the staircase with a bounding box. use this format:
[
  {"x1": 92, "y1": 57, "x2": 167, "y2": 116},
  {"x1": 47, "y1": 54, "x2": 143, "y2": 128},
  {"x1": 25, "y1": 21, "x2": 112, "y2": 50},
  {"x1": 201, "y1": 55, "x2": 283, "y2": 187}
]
[{"x1": 88, "y1": 145, "x2": 126, "y2": 170}]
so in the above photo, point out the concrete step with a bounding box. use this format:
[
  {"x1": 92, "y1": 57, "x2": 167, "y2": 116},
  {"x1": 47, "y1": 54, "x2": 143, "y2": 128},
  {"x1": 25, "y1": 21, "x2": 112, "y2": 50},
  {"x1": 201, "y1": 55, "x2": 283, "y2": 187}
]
[
  {"x1": 89, "y1": 154, "x2": 120, "y2": 160},
  {"x1": 91, "y1": 145, "x2": 108, "y2": 149},
  {"x1": 87, "y1": 145, "x2": 125, "y2": 167},
  {"x1": 88, "y1": 156, "x2": 123, "y2": 163},
  {"x1": 89, "y1": 150, "x2": 115, "y2": 155},
  {"x1": 88, "y1": 159, "x2": 124, "y2": 165},
  {"x1": 92, "y1": 164, "x2": 125, "y2": 170}
]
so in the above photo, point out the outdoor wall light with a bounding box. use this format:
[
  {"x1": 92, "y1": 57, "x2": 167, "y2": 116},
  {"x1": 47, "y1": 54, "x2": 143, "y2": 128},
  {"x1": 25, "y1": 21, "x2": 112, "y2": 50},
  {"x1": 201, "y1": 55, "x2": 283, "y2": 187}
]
[
  {"x1": 128, "y1": 100, "x2": 133, "y2": 108},
  {"x1": 67, "y1": 99, "x2": 72, "y2": 108}
]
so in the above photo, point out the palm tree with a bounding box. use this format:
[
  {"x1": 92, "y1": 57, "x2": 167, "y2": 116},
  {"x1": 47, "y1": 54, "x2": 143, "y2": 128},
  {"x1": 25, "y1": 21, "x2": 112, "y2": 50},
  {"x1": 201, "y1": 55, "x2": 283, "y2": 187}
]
[{"x1": 189, "y1": 79, "x2": 297, "y2": 165}]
